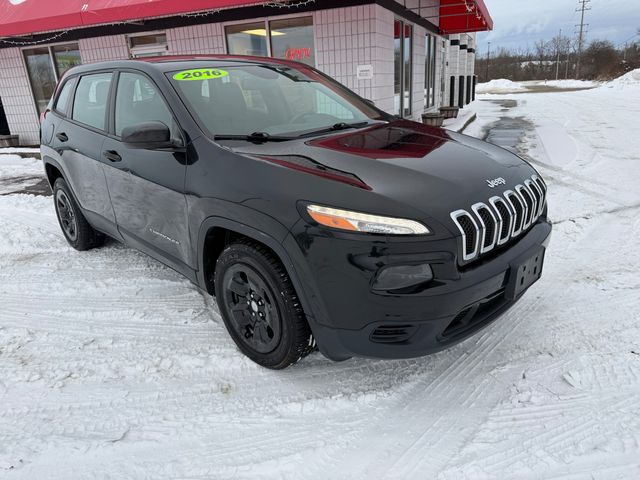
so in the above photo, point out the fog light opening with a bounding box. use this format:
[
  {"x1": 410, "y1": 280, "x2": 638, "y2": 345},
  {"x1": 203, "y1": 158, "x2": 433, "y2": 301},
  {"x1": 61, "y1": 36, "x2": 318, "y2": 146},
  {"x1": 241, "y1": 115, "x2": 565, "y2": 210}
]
[{"x1": 372, "y1": 264, "x2": 434, "y2": 292}]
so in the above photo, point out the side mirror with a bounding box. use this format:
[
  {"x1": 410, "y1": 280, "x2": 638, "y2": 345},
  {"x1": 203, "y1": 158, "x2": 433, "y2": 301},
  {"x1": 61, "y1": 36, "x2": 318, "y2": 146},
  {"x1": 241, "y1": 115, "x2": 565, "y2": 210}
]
[{"x1": 121, "y1": 121, "x2": 174, "y2": 149}]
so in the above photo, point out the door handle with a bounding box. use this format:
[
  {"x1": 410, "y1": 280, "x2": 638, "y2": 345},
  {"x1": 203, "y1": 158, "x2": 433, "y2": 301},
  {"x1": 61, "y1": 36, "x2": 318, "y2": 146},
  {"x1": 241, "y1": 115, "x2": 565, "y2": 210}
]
[
  {"x1": 103, "y1": 150, "x2": 122, "y2": 162},
  {"x1": 56, "y1": 132, "x2": 68, "y2": 142}
]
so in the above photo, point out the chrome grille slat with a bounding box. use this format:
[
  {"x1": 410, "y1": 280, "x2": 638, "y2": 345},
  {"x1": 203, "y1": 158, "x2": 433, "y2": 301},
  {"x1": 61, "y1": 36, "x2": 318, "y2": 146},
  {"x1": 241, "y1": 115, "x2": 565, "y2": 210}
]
[
  {"x1": 526, "y1": 179, "x2": 543, "y2": 218},
  {"x1": 450, "y1": 175, "x2": 547, "y2": 263},
  {"x1": 489, "y1": 195, "x2": 512, "y2": 245},
  {"x1": 450, "y1": 210, "x2": 480, "y2": 261},
  {"x1": 516, "y1": 185, "x2": 534, "y2": 229}
]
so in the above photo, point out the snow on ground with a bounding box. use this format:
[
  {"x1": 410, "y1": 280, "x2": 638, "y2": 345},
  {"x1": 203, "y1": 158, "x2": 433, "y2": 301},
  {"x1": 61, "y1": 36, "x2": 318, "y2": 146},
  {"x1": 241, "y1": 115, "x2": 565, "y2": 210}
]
[
  {"x1": 1, "y1": 72, "x2": 640, "y2": 479},
  {"x1": 476, "y1": 78, "x2": 525, "y2": 94},
  {"x1": 0, "y1": 155, "x2": 45, "y2": 195},
  {"x1": 528, "y1": 79, "x2": 600, "y2": 89}
]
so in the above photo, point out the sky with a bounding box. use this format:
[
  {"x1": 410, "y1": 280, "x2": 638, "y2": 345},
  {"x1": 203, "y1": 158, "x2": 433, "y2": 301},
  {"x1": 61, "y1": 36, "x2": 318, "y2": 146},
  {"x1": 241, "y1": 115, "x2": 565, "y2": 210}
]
[{"x1": 476, "y1": 0, "x2": 639, "y2": 56}]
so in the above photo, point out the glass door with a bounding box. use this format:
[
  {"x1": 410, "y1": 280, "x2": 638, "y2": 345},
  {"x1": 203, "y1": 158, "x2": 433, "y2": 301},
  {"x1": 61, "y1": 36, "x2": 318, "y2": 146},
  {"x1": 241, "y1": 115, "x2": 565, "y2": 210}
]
[{"x1": 394, "y1": 20, "x2": 413, "y2": 118}]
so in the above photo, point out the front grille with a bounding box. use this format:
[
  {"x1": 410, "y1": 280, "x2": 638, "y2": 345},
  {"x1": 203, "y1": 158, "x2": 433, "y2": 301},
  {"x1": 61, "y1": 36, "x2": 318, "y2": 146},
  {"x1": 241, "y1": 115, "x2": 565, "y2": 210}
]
[
  {"x1": 370, "y1": 325, "x2": 418, "y2": 344},
  {"x1": 450, "y1": 175, "x2": 547, "y2": 264}
]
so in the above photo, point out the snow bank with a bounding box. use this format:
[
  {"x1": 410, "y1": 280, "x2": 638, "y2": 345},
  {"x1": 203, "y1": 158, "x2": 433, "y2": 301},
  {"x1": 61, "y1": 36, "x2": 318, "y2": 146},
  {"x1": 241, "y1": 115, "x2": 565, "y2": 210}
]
[
  {"x1": 476, "y1": 79, "x2": 525, "y2": 94},
  {"x1": 601, "y1": 68, "x2": 640, "y2": 89},
  {"x1": 541, "y1": 79, "x2": 598, "y2": 88}
]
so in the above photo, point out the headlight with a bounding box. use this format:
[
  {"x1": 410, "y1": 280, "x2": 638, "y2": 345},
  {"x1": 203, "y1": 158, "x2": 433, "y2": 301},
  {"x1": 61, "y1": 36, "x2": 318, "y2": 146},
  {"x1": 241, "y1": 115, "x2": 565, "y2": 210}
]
[{"x1": 306, "y1": 204, "x2": 430, "y2": 235}]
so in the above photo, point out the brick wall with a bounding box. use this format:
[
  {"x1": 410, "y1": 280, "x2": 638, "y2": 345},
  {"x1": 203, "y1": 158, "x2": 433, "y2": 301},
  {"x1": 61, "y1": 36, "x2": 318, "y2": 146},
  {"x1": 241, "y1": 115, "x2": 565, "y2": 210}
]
[
  {"x1": 167, "y1": 23, "x2": 226, "y2": 55},
  {"x1": 314, "y1": 5, "x2": 376, "y2": 106},
  {"x1": 79, "y1": 35, "x2": 129, "y2": 63},
  {"x1": 0, "y1": 47, "x2": 40, "y2": 145}
]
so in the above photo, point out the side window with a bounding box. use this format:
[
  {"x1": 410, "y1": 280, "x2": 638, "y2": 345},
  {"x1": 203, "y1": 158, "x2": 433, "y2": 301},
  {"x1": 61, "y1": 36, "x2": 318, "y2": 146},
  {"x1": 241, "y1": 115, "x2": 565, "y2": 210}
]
[
  {"x1": 115, "y1": 72, "x2": 178, "y2": 139},
  {"x1": 72, "y1": 73, "x2": 112, "y2": 130},
  {"x1": 53, "y1": 78, "x2": 75, "y2": 115}
]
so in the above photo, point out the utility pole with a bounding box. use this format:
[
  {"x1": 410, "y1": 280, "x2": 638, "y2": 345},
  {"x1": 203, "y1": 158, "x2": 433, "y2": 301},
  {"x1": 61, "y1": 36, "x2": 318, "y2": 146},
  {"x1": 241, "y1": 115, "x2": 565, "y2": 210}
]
[
  {"x1": 555, "y1": 28, "x2": 562, "y2": 80},
  {"x1": 486, "y1": 41, "x2": 491, "y2": 82},
  {"x1": 575, "y1": 0, "x2": 590, "y2": 79}
]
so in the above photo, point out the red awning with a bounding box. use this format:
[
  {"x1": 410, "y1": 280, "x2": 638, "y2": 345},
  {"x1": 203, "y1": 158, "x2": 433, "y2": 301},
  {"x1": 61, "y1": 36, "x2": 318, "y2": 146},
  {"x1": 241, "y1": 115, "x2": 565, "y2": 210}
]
[
  {"x1": 0, "y1": 0, "x2": 263, "y2": 38},
  {"x1": 439, "y1": 0, "x2": 493, "y2": 35}
]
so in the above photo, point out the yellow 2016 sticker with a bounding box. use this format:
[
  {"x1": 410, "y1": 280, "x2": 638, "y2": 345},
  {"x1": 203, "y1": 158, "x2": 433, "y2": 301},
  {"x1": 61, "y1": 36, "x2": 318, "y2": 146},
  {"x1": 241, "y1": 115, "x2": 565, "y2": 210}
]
[{"x1": 173, "y1": 68, "x2": 229, "y2": 81}]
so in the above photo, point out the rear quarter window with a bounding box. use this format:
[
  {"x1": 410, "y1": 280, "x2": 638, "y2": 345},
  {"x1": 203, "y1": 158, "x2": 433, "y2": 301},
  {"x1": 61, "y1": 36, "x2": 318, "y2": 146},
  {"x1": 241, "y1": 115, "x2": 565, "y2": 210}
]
[{"x1": 53, "y1": 78, "x2": 75, "y2": 115}]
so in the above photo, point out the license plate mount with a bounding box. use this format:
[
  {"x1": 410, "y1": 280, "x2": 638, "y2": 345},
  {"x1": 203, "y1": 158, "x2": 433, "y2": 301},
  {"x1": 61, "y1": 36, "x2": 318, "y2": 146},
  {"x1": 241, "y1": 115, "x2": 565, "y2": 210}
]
[{"x1": 506, "y1": 248, "x2": 545, "y2": 300}]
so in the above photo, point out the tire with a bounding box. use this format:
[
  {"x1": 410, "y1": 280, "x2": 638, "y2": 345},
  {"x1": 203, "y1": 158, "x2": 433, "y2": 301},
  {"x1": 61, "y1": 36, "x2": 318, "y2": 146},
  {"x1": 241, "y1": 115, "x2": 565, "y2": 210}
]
[
  {"x1": 214, "y1": 240, "x2": 315, "y2": 369},
  {"x1": 53, "y1": 178, "x2": 104, "y2": 251}
]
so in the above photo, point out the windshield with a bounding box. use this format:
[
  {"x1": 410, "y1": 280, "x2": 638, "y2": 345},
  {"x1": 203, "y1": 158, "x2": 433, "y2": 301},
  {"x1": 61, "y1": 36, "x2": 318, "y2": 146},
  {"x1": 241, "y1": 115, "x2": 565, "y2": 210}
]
[{"x1": 167, "y1": 63, "x2": 387, "y2": 138}]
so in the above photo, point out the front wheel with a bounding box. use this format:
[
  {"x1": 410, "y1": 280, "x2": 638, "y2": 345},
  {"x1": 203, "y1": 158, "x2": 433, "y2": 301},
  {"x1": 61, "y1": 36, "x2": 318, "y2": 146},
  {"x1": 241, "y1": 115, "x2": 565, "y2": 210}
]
[
  {"x1": 53, "y1": 178, "x2": 104, "y2": 251},
  {"x1": 214, "y1": 241, "x2": 315, "y2": 369}
]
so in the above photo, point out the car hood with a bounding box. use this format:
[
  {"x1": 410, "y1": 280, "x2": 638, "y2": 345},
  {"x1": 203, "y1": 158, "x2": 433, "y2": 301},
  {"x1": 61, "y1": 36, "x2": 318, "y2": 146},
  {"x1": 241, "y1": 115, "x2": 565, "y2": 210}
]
[{"x1": 232, "y1": 120, "x2": 539, "y2": 220}]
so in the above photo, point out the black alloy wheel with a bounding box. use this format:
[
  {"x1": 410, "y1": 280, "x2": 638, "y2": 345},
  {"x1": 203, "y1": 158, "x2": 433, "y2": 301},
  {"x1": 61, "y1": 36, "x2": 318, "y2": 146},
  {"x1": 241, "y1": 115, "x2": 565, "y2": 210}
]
[
  {"x1": 214, "y1": 241, "x2": 315, "y2": 369},
  {"x1": 53, "y1": 178, "x2": 105, "y2": 251},
  {"x1": 55, "y1": 188, "x2": 78, "y2": 242}
]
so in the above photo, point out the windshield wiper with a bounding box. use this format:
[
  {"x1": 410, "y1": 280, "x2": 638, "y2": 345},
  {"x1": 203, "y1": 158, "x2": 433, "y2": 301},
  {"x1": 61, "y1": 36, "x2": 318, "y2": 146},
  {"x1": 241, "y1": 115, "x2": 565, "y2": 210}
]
[
  {"x1": 297, "y1": 121, "x2": 372, "y2": 138},
  {"x1": 214, "y1": 132, "x2": 295, "y2": 143}
]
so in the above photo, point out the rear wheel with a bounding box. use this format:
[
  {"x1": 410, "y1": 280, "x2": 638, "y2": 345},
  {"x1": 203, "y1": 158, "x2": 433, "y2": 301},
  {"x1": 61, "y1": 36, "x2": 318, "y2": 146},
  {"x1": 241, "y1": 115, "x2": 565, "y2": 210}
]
[
  {"x1": 214, "y1": 240, "x2": 315, "y2": 369},
  {"x1": 53, "y1": 178, "x2": 104, "y2": 251}
]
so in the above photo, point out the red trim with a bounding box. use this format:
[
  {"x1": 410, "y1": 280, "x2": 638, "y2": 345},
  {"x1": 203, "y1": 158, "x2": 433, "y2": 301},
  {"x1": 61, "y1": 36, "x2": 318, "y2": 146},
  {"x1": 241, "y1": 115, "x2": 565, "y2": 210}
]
[
  {"x1": 439, "y1": 0, "x2": 493, "y2": 35},
  {"x1": 256, "y1": 156, "x2": 372, "y2": 191},
  {"x1": 0, "y1": 0, "x2": 263, "y2": 38}
]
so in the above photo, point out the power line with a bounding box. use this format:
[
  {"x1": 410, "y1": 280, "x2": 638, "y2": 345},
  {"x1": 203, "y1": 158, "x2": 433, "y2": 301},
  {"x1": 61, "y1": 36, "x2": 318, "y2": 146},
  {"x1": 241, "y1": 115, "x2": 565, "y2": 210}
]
[{"x1": 575, "y1": 0, "x2": 591, "y2": 78}]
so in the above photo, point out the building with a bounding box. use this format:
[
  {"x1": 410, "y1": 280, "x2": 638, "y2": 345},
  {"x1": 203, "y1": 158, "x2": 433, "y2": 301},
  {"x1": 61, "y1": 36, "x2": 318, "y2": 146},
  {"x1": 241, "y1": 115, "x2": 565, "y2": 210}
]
[{"x1": 0, "y1": 0, "x2": 492, "y2": 146}]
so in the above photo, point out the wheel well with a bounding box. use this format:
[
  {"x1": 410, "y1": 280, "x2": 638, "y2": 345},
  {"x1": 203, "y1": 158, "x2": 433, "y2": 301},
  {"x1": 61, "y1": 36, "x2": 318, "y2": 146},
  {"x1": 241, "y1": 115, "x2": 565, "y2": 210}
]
[
  {"x1": 202, "y1": 227, "x2": 283, "y2": 295},
  {"x1": 45, "y1": 162, "x2": 63, "y2": 188}
]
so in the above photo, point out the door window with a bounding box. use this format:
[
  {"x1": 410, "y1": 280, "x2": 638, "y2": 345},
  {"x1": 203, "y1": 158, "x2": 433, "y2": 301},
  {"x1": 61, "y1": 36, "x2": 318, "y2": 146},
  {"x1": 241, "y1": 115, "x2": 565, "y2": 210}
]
[
  {"x1": 424, "y1": 34, "x2": 437, "y2": 108},
  {"x1": 115, "y1": 72, "x2": 178, "y2": 139},
  {"x1": 72, "y1": 73, "x2": 113, "y2": 130}
]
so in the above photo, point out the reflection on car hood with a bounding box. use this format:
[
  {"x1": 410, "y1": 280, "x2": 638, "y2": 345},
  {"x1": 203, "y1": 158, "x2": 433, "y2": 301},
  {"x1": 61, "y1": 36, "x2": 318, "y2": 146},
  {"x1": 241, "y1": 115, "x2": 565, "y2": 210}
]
[{"x1": 234, "y1": 119, "x2": 538, "y2": 214}]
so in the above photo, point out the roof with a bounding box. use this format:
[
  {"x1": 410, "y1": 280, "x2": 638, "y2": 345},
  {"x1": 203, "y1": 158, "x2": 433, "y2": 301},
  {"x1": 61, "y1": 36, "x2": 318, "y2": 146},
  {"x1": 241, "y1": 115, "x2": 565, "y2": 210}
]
[
  {"x1": 439, "y1": 0, "x2": 493, "y2": 35},
  {"x1": 61, "y1": 54, "x2": 311, "y2": 76},
  {"x1": 0, "y1": 0, "x2": 263, "y2": 38}
]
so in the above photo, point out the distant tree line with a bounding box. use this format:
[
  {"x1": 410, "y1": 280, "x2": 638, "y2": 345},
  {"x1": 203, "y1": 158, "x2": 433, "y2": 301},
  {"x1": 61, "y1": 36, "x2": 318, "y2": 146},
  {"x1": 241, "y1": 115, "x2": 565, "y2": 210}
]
[{"x1": 476, "y1": 30, "x2": 640, "y2": 82}]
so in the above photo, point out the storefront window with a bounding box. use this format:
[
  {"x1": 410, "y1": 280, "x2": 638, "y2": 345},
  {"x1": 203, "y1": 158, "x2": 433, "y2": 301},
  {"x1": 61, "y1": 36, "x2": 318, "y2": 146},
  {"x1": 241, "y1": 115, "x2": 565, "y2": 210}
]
[
  {"x1": 23, "y1": 47, "x2": 59, "y2": 115},
  {"x1": 129, "y1": 33, "x2": 168, "y2": 58},
  {"x1": 269, "y1": 17, "x2": 315, "y2": 66},
  {"x1": 51, "y1": 44, "x2": 81, "y2": 77},
  {"x1": 225, "y1": 22, "x2": 269, "y2": 57},
  {"x1": 394, "y1": 20, "x2": 413, "y2": 117}
]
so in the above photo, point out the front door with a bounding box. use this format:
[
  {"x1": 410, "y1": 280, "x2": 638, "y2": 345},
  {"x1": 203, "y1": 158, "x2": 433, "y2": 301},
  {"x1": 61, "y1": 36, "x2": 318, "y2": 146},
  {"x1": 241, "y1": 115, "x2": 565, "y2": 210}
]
[{"x1": 101, "y1": 71, "x2": 191, "y2": 269}]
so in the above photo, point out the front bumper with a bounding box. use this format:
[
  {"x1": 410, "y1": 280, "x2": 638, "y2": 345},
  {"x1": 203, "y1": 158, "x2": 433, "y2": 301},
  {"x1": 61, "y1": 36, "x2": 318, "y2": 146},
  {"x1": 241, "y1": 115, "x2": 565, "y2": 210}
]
[{"x1": 285, "y1": 218, "x2": 552, "y2": 361}]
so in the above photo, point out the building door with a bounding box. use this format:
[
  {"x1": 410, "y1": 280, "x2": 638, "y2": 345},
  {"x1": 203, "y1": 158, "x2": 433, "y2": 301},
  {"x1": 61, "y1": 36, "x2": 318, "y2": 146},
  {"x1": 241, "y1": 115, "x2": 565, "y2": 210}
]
[
  {"x1": 0, "y1": 98, "x2": 9, "y2": 135},
  {"x1": 394, "y1": 19, "x2": 413, "y2": 118},
  {"x1": 424, "y1": 34, "x2": 437, "y2": 109},
  {"x1": 458, "y1": 75, "x2": 465, "y2": 108},
  {"x1": 449, "y1": 76, "x2": 455, "y2": 107}
]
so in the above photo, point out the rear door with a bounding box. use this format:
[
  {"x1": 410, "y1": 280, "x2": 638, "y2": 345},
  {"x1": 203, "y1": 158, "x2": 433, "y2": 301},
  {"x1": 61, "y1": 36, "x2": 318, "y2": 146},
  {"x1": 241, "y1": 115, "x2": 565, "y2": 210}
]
[
  {"x1": 54, "y1": 71, "x2": 118, "y2": 233},
  {"x1": 101, "y1": 70, "x2": 191, "y2": 269}
]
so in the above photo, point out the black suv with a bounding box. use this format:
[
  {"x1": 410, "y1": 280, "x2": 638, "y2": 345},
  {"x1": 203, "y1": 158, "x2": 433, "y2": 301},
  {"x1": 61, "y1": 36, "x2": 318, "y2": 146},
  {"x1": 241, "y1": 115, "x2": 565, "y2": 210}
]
[{"x1": 40, "y1": 56, "x2": 551, "y2": 369}]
